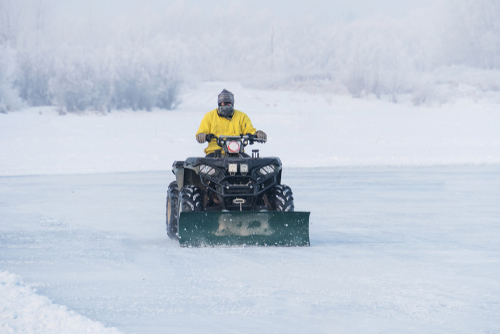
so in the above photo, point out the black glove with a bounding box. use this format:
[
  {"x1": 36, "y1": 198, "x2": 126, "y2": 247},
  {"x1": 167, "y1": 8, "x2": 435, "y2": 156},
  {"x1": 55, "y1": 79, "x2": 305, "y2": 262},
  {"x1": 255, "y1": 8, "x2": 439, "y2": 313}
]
[{"x1": 196, "y1": 133, "x2": 206, "y2": 143}]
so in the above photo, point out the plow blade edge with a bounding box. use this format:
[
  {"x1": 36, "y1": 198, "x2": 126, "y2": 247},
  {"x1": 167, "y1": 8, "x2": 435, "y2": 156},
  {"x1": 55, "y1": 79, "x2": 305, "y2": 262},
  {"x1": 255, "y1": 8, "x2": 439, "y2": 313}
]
[{"x1": 178, "y1": 211, "x2": 310, "y2": 247}]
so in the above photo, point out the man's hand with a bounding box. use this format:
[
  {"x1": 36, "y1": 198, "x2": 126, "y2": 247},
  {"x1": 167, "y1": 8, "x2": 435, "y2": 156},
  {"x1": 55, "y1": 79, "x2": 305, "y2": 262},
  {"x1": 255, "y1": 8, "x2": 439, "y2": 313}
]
[
  {"x1": 255, "y1": 130, "x2": 267, "y2": 142},
  {"x1": 196, "y1": 133, "x2": 206, "y2": 143}
]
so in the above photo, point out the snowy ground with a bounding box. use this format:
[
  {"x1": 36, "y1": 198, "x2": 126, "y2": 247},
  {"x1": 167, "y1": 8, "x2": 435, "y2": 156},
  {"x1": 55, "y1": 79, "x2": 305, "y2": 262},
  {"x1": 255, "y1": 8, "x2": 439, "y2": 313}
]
[
  {"x1": 1, "y1": 82, "x2": 500, "y2": 333},
  {"x1": 1, "y1": 167, "x2": 499, "y2": 333},
  {"x1": 0, "y1": 271, "x2": 121, "y2": 334},
  {"x1": 1, "y1": 82, "x2": 499, "y2": 176}
]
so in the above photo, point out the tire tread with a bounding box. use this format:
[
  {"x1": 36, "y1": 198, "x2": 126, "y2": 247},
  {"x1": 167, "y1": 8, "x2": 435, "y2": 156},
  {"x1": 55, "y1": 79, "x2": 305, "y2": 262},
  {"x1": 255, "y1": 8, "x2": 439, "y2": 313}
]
[{"x1": 269, "y1": 184, "x2": 295, "y2": 212}]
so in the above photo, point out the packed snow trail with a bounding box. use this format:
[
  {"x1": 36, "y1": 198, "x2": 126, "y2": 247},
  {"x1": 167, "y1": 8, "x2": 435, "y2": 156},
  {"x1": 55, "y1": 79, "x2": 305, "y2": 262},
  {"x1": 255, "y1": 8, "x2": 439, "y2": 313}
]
[{"x1": 1, "y1": 167, "x2": 499, "y2": 333}]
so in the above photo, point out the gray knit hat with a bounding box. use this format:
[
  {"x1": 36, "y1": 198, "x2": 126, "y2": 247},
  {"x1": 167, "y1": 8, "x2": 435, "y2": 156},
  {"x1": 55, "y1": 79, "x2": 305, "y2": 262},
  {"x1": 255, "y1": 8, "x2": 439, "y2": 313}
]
[{"x1": 218, "y1": 89, "x2": 234, "y2": 105}]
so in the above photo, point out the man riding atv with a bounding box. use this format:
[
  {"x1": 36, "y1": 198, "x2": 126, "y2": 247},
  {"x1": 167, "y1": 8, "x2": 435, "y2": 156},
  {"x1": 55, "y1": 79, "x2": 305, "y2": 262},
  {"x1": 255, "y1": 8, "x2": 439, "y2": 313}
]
[
  {"x1": 195, "y1": 89, "x2": 267, "y2": 157},
  {"x1": 166, "y1": 89, "x2": 310, "y2": 247}
]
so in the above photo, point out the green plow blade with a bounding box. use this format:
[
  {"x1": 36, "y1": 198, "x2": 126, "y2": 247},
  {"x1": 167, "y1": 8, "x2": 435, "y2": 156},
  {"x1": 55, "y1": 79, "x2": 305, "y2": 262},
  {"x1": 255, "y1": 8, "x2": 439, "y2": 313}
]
[{"x1": 178, "y1": 211, "x2": 310, "y2": 247}]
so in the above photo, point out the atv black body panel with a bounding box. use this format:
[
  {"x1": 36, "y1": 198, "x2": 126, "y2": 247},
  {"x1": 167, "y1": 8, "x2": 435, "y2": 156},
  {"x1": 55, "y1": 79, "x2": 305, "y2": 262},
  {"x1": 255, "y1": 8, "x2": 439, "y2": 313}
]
[{"x1": 173, "y1": 156, "x2": 282, "y2": 211}]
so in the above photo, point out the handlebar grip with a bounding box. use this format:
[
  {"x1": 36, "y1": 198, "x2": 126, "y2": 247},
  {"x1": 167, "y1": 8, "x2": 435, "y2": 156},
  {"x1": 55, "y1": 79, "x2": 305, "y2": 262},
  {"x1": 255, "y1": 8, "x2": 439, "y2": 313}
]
[
  {"x1": 246, "y1": 133, "x2": 266, "y2": 143},
  {"x1": 205, "y1": 134, "x2": 215, "y2": 142}
]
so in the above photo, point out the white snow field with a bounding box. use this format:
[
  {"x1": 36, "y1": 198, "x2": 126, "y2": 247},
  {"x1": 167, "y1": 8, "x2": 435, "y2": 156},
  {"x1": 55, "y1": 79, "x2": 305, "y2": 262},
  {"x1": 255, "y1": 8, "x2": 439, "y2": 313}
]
[
  {"x1": 1, "y1": 83, "x2": 500, "y2": 333},
  {"x1": 1, "y1": 82, "x2": 499, "y2": 177}
]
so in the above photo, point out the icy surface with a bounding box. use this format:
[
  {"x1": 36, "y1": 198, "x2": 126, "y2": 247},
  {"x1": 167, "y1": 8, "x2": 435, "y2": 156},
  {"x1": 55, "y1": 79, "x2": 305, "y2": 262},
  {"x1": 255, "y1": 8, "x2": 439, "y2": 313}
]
[
  {"x1": 1, "y1": 167, "x2": 499, "y2": 333},
  {"x1": 1, "y1": 82, "x2": 499, "y2": 177}
]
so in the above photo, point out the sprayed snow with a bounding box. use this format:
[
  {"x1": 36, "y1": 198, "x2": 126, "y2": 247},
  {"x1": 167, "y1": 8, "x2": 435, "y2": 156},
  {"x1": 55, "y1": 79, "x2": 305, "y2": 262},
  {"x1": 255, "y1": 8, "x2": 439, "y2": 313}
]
[
  {"x1": 0, "y1": 82, "x2": 499, "y2": 177},
  {"x1": 0, "y1": 271, "x2": 121, "y2": 334}
]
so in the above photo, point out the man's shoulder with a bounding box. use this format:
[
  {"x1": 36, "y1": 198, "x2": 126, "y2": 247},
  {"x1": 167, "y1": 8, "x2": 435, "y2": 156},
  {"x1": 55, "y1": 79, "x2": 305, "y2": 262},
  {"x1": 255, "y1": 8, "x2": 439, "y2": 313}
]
[
  {"x1": 203, "y1": 109, "x2": 218, "y2": 119},
  {"x1": 233, "y1": 109, "x2": 248, "y2": 118},
  {"x1": 206, "y1": 108, "x2": 218, "y2": 115}
]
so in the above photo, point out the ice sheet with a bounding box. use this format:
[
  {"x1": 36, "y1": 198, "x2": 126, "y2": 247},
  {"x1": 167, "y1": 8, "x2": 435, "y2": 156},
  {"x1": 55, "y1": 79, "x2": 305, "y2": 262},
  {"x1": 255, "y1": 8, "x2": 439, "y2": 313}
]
[{"x1": 1, "y1": 167, "x2": 499, "y2": 333}]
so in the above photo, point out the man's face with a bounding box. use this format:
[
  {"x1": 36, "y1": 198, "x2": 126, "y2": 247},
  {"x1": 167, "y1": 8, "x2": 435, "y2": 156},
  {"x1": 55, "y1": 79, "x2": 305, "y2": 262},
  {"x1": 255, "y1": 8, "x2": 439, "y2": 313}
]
[{"x1": 220, "y1": 102, "x2": 232, "y2": 106}]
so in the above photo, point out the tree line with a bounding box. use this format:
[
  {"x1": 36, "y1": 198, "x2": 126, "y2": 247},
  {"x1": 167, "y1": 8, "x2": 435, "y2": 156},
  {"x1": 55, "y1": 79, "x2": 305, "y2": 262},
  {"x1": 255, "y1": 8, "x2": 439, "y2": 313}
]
[{"x1": 1, "y1": 0, "x2": 499, "y2": 113}]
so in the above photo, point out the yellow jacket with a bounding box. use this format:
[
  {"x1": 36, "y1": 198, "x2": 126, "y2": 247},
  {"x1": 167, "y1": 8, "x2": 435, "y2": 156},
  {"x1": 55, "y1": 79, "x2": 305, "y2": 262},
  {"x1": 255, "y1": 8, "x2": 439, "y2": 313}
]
[{"x1": 196, "y1": 109, "x2": 257, "y2": 155}]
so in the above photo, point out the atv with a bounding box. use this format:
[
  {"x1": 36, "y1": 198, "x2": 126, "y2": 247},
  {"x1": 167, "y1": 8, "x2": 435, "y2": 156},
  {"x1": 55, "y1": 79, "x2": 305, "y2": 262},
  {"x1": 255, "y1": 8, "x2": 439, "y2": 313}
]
[{"x1": 166, "y1": 134, "x2": 310, "y2": 247}]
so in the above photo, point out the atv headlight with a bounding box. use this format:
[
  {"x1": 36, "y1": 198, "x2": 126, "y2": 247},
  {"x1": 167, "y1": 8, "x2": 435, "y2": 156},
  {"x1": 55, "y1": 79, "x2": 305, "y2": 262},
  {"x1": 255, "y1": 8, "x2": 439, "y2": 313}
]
[
  {"x1": 240, "y1": 164, "x2": 248, "y2": 174},
  {"x1": 228, "y1": 163, "x2": 238, "y2": 174},
  {"x1": 227, "y1": 141, "x2": 241, "y2": 154},
  {"x1": 258, "y1": 164, "x2": 276, "y2": 175},
  {"x1": 200, "y1": 164, "x2": 217, "y2": 175}
]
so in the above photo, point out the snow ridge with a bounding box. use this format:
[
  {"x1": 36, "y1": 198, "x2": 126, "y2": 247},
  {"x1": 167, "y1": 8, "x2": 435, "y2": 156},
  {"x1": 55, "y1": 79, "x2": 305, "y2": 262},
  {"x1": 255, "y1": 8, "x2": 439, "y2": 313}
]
[{"x1": 0, "y1": 271, "x2": 122, "y2": 334}]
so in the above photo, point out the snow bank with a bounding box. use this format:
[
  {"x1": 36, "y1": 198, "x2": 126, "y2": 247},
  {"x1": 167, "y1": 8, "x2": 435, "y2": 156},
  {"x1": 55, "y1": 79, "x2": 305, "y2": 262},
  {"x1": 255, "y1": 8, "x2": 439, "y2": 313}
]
[
  {"x1": 0, "y1": 271, "x2": 122, "y2": 334},
  {"x1": 0, "y1": 82, "x2": 499, "y2": 176}
]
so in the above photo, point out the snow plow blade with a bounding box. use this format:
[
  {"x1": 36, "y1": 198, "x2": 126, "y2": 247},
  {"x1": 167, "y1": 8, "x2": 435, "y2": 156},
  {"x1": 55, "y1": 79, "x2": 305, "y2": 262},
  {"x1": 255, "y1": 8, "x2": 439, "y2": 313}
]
[{"x1": 178, "y1": 212, "x2": 310, "y2": 247}]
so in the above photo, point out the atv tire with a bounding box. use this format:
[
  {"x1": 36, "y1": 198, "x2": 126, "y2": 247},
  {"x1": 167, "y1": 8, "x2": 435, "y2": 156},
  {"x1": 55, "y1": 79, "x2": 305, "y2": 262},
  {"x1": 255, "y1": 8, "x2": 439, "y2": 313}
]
[
  {"x1": 179, "y1": 185, "x2": 203, "y2": 214},
  {"x1": 270, "y1": 184, "x2": 294, "y2": 212},
  {"x1": 166, "y1": 181, "x2": 179, "y2": 239}
]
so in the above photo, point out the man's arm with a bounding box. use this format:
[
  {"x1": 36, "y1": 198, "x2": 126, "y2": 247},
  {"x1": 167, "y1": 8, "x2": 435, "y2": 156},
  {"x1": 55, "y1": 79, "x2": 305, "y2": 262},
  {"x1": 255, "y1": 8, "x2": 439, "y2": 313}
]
[
  {"x1": 196, "y1": 112, "x2": 212, "y2": 143},
  {"x1": 240, "y1": 113, "x2": 266, "y2": 141},
  {"x1": 240, "y1": 113, "x2": 257, "y2": 135}
]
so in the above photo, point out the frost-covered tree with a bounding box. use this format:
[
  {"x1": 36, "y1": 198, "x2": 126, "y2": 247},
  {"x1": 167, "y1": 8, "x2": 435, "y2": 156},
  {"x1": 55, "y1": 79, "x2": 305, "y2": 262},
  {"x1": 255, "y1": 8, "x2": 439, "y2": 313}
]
[
  {"x1": 3, "y1": 0, "x2": 500, "y2": 111},
  {"x1": 16, "y1": 47, "x2": 54, "y2": 106},
  {"x1": 0, "y1": 45, "x2": 22, "y2": 112},
  {"x1": 48, "y1": 49, "x2": 113, "y2": 112},
  {"x1": 443, "y1": 0, "x2": 500, "y2": 69},
  {"x1": 0, "y1": 0, "x2": 21, "y2": 45}
]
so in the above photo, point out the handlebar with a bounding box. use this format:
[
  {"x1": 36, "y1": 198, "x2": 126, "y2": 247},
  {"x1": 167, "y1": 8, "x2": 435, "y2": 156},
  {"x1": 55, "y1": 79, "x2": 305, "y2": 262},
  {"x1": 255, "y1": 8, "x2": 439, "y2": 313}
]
[
  {"x1": 205, "y1": 133, "x2": 266, "y2": 145},
  {"x1": 205, "y1": 134, "x2": 216, "y2": 142}
]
